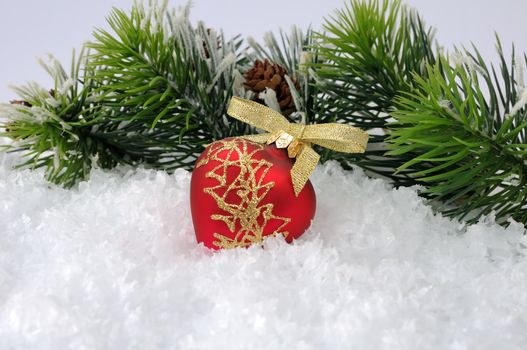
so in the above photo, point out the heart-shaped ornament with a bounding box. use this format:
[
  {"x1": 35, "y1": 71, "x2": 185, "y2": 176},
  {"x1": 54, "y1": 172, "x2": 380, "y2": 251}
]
[{"x1": 190, "y1": 137, "x2": 316, "y2": 250}]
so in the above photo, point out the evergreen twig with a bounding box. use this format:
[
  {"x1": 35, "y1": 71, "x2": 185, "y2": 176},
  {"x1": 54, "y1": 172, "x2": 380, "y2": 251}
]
[
  {"x1": 1, "y1": 2, "x2": 249, "y2": 186},
  {"x1": 389, "y1": 43, "x2": 527, "y2": 225},
  {"x1": 313, "y1": 0, "x2": 436, "y2": 184},
  {"x1": 0, "y1": 49, "x2": 101, "y2": 187},
  {"x1": 87, "y1": 2, "x2": 249, "y2": 171}
]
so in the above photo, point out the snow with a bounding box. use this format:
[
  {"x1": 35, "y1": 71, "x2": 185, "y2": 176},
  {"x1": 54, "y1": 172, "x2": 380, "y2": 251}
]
[{"x1": 1, "y1": 150, "x2": 527, "y2": 349}]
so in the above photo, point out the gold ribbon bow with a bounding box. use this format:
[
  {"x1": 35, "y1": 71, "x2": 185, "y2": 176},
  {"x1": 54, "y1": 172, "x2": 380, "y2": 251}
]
[{"x1": 227, "y1": 97, "x2": 369, "y2": 196}]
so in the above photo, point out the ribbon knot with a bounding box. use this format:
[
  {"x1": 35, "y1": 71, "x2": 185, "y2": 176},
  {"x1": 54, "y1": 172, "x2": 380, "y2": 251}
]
[{"x1": 227, "y1": 97, "x2": 369, "y2": 196}]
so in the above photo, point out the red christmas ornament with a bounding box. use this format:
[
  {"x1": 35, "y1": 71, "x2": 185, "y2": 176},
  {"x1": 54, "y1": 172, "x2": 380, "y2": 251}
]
[{"x1": 190, "y1": 137, "x2": 316, "y2": 250}]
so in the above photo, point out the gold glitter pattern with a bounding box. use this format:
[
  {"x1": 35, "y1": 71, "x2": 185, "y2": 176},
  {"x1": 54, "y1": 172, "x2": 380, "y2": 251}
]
[{"x1": 196, "y1": 139, "x2": 291, "y2": 249}]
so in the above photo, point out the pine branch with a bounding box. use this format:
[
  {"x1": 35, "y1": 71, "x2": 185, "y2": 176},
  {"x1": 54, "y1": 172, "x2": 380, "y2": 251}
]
[
  {"x1": 389, "y1": 41, "x2": 527, "y2": 225},
  {"x1": 1, "y1": 2, "x2": 250, "y2": 187},
  {"x1": 2, "y1": 0, "x2": 527, "y2": 229},
  {"x1": 87, "y1": 2, "x2": 250, "y2": 170},
  {"x1": 0, "y1": 49, "x2": 104, "y2": 187},
  {"x1": 313, "y1": 0, "x2": 436, "y2": 184}
]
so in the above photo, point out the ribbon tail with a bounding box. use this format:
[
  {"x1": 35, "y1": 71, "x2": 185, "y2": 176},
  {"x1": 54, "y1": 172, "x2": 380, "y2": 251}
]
[{"x1": 290, "y1": 146, "x2": 320, "y2": 197}]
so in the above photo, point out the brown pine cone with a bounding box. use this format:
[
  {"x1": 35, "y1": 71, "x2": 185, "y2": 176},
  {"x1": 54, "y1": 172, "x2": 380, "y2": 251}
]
[{"x1": 244, "y1": 59, "x2": 300, "y2": 116}]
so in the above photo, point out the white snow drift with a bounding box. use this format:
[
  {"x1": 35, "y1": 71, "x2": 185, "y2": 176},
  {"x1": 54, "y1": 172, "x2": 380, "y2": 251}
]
[{"x1": 1, "y1": 152, "x2": 527, "y2": 349}]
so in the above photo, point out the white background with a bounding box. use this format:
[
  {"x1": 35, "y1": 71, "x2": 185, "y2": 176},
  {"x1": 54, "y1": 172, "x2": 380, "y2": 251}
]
[{"x1": 0, "y1": 0, "x2": 525, "y2": 101}]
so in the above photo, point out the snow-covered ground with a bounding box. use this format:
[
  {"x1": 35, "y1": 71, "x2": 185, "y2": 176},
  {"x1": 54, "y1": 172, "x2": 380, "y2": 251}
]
[{"x1": 1, "y1": 151, "x2": 527, "y2": 349}]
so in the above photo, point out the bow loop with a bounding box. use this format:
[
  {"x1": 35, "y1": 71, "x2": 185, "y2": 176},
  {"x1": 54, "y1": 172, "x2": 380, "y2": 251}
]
[
  {"x1": 302, "y1": 124, "x2": 369, "y2": 153},
  {"x1": 227, "y1": 97, "x2": 368, "y2": 196},
  {"x1": 227, "y1": 98, "x2": 289, "y2": 133}
]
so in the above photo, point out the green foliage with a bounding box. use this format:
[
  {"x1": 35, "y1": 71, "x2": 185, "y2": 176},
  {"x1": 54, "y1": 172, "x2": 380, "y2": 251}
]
[
  {"x1": 389, "y1": 44, "x2": 527, "y2": 225},
  {"x1": 1, "y1": 2, "x2": 249, "y2": 187},
  {"x1": 313, "y1": 0, "x2": 436, "y2": 184},
  {"x1": 1, "y1": 0, "x2": 527, "y2": 227},
  {"x1": 0, "y1": 50, "x2": 102, "y2": 187},
  {"x1": 88, "y1": 2, "x2": 249, "y2": 171}
]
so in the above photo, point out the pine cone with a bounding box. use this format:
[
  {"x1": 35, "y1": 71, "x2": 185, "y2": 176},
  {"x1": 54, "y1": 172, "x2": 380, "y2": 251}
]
[{"x1": 244, "y1": 59, "x2": 300, "y2": 116}]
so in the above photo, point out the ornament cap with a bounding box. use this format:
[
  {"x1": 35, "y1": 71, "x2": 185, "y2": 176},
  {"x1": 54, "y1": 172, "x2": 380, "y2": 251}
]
[{"x1": 268, "y1": 131, "x2": 294, "y2": 149}]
